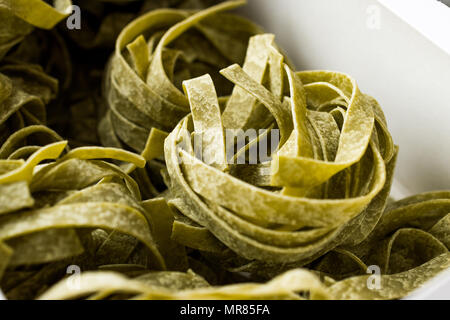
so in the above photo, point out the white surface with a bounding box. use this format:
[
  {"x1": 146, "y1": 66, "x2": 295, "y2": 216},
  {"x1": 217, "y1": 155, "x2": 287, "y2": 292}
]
[
  {"x1": 239, "y1": 0, "x2": 450, "y2": 198},
  {"x1": 378, "y1": 0, "x2": 450, "y2": 56}
]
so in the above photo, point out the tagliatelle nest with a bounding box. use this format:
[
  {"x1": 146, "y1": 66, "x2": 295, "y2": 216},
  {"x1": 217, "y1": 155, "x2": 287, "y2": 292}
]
[
  {"x1": 100, "y1": 1, "x2": 262, "y2": 152},
  {"x1": 0, "y1": 0, "x2": 449, "y2": 300}
]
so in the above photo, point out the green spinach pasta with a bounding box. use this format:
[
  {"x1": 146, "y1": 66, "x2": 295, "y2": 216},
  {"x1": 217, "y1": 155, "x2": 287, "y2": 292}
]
[
  {"x1": 100, "y1": 0, "x2": 262, "y2": 153},
  {"x1": 0, "y1": 0, "x2": 448, "y2": 300}
]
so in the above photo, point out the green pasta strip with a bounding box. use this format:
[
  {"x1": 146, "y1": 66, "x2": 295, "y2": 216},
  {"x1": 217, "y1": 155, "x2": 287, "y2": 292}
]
[
  {"x1": 0, "y1": 242, "x2": 12, "y2": 280},
  {"x1": 429, "y1": 213, "x2": 450, "y2": 248},
  {"x1": 141, "y1": 198, "x2": 189, "y2": 271},
  {"x1": 6, "y1": 229, "x2": 84, "y2": 266},
  {"x1": 141, "y1": 128, "x2": 168, "y2": 162},
  {"x1": 126, "y1": 35, "x2": 150, "y2": 80},
  {"x1": 61, "y1": 147, "x2": 146, "y2": 168},
  {"x1": 221, "y1": 34, "x2": 274, "y2": 130},
  {"x1": 283, "y1": 65, "x2": 314, "y2": 159},
  {"x1": 171, "y1": 219, "x2": 226, "y2": 253},
  {"x1": 0, "y1": 181, "x2": 34, "y2": 214},
  {"x1": 183, "y1": 74, "x2": 227, "y2": 170},
  {"x1": 30, "y1": 158, "x2": 142, "y2": 200},
  {"x1": 0, "y1": 141, "x2": 66, "y2": 184},
  {"x1": 272, "y1": 72, "x2": 375, "y2": 190}
]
